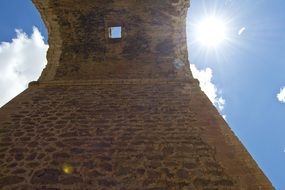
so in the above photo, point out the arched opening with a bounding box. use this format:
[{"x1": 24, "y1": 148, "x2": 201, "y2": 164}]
[{"x1": 0, "y1": 1, "x2": 48, "y2": 107}]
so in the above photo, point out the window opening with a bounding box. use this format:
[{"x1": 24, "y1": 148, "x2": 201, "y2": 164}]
[{"x1": 109, "y1": 26, "x2": 122, "y2": 39}]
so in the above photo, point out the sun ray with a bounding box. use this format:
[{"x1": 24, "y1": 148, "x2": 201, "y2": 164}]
[{"x1": 195, "y1": 17, "x2": 228, "y2": 47}]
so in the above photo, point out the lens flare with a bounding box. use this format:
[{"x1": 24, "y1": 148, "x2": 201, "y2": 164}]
[
  {"x1": 62, "y1": 163, "x2": 74, "y2": 174},
  {"x1": 196, "y1": 17, "x2": 227, "y2": 47}
]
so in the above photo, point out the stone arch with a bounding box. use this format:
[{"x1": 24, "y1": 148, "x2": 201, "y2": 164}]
[
  {"x1": 32, "y1": 0, "x2": 62, "y2": 82},
  {"x1": 31, "y1": 0, "x2": 192, "y2": 81}
]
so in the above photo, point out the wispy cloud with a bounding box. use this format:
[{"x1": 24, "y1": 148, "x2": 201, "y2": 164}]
[
  {"x1": 0, "y1": 27, "x2": 48, "y2": 107},
  {"x1": 277, "y1": 87, "x2": 285, "y2": 103},
  {"x1": 238, "y1": 27, "x2": 246, "y2": 35},
  {"x1": 190, "y1": 64, "x2": 225, "y2": 111}
]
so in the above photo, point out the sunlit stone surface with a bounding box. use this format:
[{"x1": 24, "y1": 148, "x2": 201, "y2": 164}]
[{"x1": 0, "y1": 0, "x2": 274, "y2": 189}]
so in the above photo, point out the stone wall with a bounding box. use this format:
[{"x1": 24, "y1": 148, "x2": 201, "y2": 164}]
[
  {"x1": 0, "y1": 80, "x2": 274, "y2": 189},
  {"x1": 33, "y1": 0, "x2": 191, "y2": 81},
  {"x1": 0, "y1": 1, "x2": 274, "y2": 189}
]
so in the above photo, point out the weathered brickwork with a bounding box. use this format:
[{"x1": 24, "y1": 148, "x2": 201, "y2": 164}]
[
  {"x1": 33, "y1": 0, "x2": 191, "y2": 81},
  {"x1": 0, "y1": 80, "x2": 274, "y2": 189},
  {"x1": 0, "y1": 0, "x2": 274, "y2": 189}
]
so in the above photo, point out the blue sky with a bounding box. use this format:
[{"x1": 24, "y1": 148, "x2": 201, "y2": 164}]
[
  {"x1": 188, "y1": 1, "x2": 285, "y2": 189},
  {"x1": 0, "y1": 0, "x2": 284, "y2": 189}
]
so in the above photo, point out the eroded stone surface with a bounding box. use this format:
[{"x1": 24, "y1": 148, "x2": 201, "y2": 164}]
[
  {"x1": 33, "y1": 0, "x2": 191, "y2": 81},
  {"x1": 0, "y1": 176, "x2": 25, "y2": 188},
  {"x1": 0, "y1": 0, "x2": 274, "y2": 189},
  {"x1": 31, "y1": 169, "x2": 61, "y2": 184},
  {"x1": 0, "y1": 81, "x2": 274, "y2": 189}
]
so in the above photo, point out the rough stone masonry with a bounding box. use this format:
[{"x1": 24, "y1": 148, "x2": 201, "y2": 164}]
[{"x1": 0, "y1": 0, "x2": 274, "y2": 189}]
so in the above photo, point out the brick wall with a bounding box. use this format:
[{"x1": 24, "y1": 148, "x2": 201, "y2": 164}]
[
  {"x1": 0, "y1": 80, "x2": 274, "y2": 189},
  {"x1": 33, "y1": 0, "x2": 191, "y2": 81}
]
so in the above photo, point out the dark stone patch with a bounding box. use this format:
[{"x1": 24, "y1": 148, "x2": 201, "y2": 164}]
[
  {"x1": 46, "y1": 137, "x2": 57, "y2": 142},
  {"x1": 9, "y1": 148, "x2": 26, "y2": 153},
  {"x1": 59, "y1": 132, "x2": 78, "y2": 138},
  {"x1": 205, "y1": 161, "x2": 221, "y2": 168},
  {"x1": 28, "y1": 141, "x2": 39, "y2": 147},
  {"x1": 146, "y1": 170, "x2": 160, "y2": 179},
  {"x1": 60, "y1": 176, "x2": 83, "y2": 185},
  {"x1": 183, "y1": 162, "x2": 197, "y2": 170},
  {"x1": 8, "y1": 162, "x2": 18, "y2": 168},
  {"x1": 50, "y1": 160, "x2": 60, "y2": 167},
  {"x1": 116, "y1": 166, "x2": 131, "y2": 176},
  {"x1": 31, "y1": 169, "x2": 61, "y2": 184},
  {"x1": 0, "y1": 143, "x2": 12, "y2": 147},
  {"x1": 176, "y1": 181, "x2": 192, "y2": 188},
  {"x1": 26, "y1": 152, "x2": 37, "y2": 161},
  {"x1": 98, "y1": 178, "x2": 117, "y2": 187},
  {"x1": 0, "y1": 176, "x2": 24, "y2": 187},
  {"x1": 88, "y1": 170, "x2": 103, "y2": 177},
  {"x1": 17, "y1": 184, "x2": 31, "y2": 190},
  {"x1": 0, "y1": 129, "x2": 10, "y2": 134},
  {"x1": 162, "y1": 146, "x2": 174, "y2": 156},
  {"x1": 55, "y1": 141, "x2": 65, "y2": 148},
  {"x1": 93, "y1": 142, "x2": 111, "y2": 149},
  {"x1": 1, "y1": 137, "x2": 12, "y2": 142},
  {"x1": 20, "y1": 137, "x2": 31, "y2": 141},
  {"x1": 37, "y1": 153, "x2": 45, "y2": 159},
  {"x1": 208, "y1": 169, "x2": 224, "y2": 176},
  {"x1": 15, "y1": 153, "x2": 24, "y2": 161},
  {"x1": 122, "y1": 31, "x2": 150, "y2": 59},
  {"x1": 137, "y1": 168, "x2": 145, "y2": 175},
  {"x1": 62, "y1": 138, "x2": 82, "y2": 146},
  {"x1": 70, "y1": 147, "x2": 84, "y2": 154},
  {"x1": 0, "y1": 148, "x2": 8, "y2": 153},
  {"x1": 213, "y1": 179, "x2": 234, "y2": 186},
  {"x1": 146, "y1": 154, "x2": 163, "y2": 161},
  {"x1": 53, "y1": 152, "x2": 70, "y2": 160},
  {"x1": 45, "y1": 147, "x2": 56, "y2": 153},
  {"x1": 0, "y1": 154, "x2": 5, "y2": 159},
  {"x1": 193, "y1": 178, "x2": 211, "y2": 187},
  {"x1": 100, "y1": 162, "x2": 113, "y2": 172},
  {"x1": 148, "y1": 8, "x2": 172, "y2": 25},
  {"x1": 27, "y1": 162, "x2": 40, "y2": 168},
  {"x1": 149, "y1": 161, "x2": 162, "y2": 169},
  {"x1": 176, "y1": 169, "x2": 189, "y2": 179},
  {"x1": 146, "y1": 187, "x2": 165, "y2": 190},
  {"x1": 12, "y1": 168, "x2": 26, "y2": 174},
  {"x1": 82, "y1": 161, "x2": 96, "y2": 169},
  {"x1": 78, "y1": 130, "x2": 90, "y2": 136},
  {"x1": 160, "y1": 168, "x2": 173, "y2": 178},
  {"x1": 155, "y1": 39, "x2": 175, "y2": 55}
]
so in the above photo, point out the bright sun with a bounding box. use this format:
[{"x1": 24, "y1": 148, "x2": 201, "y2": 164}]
[{"x1": 196, "y1": 17, "x2": 227, "y2": 47}]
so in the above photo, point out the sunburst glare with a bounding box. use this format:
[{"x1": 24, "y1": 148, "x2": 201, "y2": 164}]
[{"x1": 195, "y1": 17, "x2": 228, "y2": 48}]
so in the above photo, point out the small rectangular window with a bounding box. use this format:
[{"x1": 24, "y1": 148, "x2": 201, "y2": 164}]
[{"x1": 109, "y1": 26, "x2": 122, "y2": 39}]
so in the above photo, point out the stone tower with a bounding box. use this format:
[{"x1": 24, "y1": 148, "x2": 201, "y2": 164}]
[{"x1": 0, "y1": 0, "x2": 274, "y2": 189}]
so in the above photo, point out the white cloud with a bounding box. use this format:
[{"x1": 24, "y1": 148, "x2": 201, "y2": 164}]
[
  {"x1": 277, "y1": 87, "x2": 285, "y2": 103},
  {"x1": 238, "y1": 27, "x2": 246, "y2": 35},
  {"x1": 0, "y1": 27, "x2": 48, "y2": 107},
  {"x1": 190, "y1": 64, "x2": 225, "y2": 111}
]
